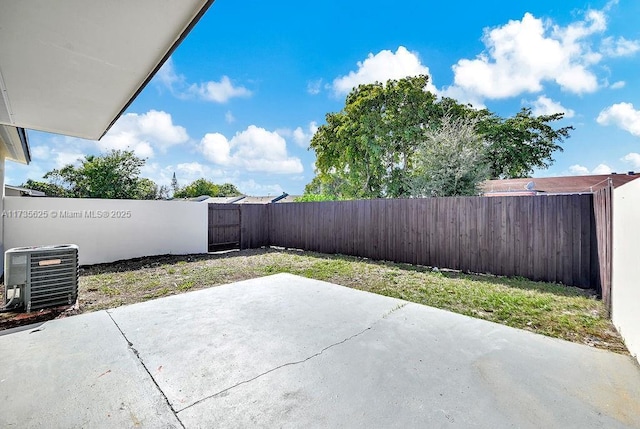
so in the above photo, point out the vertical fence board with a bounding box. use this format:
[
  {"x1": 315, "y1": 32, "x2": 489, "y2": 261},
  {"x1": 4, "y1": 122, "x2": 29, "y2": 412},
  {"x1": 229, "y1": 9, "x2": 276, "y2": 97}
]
[
  {"x1": 215, "y1": 194, "x2": 606, "y2": 289},
  {"x1": 593, "y1": 185, "x2": 613, "y2": 311}
]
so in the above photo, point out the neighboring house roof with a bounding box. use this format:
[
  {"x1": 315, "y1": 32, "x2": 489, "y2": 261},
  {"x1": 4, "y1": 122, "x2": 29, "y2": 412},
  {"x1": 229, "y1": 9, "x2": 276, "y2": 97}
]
[
  {"x1": 482, "y1": 173, "x2": 640, "y2": 195},
  {"x1": 235, "y1": 193, "x2": 290, "y2": 204},
  {"x1": 235, "y1": 196, "x2": 276, "y2": 204},
  {"x1": 192, "y1": 193, "x2": 297, "y2": 204},
  {"x1": 275, "y1": 195, "x2": 300, "y2": 203},
  {"x1": 0, "y1": 1, "x2": 213, "y2": 140},
  {"x1": 196, "y1": 196, "x2": 246, "y2": 204},
  {"x1": 4, "y1": 185, "x2": 45, "y2": 197}
]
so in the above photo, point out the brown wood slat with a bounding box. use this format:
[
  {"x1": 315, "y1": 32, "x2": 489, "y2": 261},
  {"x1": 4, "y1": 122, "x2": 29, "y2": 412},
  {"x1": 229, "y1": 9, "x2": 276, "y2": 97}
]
[
  {"x1": 593, "y1": 185, "x2": 613, "y2": 312},
  {"x1": 215, "y1": 194, "x2": 605, "y2": 289}
]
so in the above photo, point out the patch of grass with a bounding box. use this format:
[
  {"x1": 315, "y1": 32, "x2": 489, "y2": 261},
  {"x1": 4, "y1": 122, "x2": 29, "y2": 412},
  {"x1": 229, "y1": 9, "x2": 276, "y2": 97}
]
[
  {"x1": 178, "y1": 281, "x2": 195, "y2": 291},
  {"x1": 99, "y1": 286, "x2": 120, "y2": 297},
  {"x1": 143, "y1": 287, "x2": 171, "y2": 300},
  {"x1": 74, "y1": 248, "x2": 626, "y2": 354}
]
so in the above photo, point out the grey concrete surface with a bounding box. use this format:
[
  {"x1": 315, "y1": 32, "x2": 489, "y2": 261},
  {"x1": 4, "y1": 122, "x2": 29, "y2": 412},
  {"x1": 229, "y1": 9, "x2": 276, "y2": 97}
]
[
  {"x1": 1, "y1": 273, "x2": 639, "y2": 428},
  {"x1": 0, "y1": 311, "x2": 181, "y2": 428}
]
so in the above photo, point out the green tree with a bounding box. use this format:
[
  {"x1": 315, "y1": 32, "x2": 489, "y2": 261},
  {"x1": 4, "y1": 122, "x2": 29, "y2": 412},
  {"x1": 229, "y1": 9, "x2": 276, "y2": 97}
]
[
  {"x1": 411, "y1": 115, "x2": 489, "y2": 197},
  {"x1": 40, "y1": 150, "x2": 155, "y2": 199},
  {"x1": 308, "y1": 75, "x2": 573, "y2": 198},
  {"x1": 173, "y1": 179, "x2": 241, "y2": 198},
  {"x1": 21, "y1": 179, "x2": 71, "y2": 197},
  {"x1": 478, "y1": 108, "x2": 572, "y2": 179},
  {"x1": 294, "y1": 194, "x2": 338, "y2": 202},
  {"x1": 303, "y1": 173, "x2": 353, "y2": 198},
  {"x1": 136, "y1": 178, "x2": 169, "y2": 200},
  {"x1": 218, "y1": 183, "x2": 242, "y2": 197},
  {"x1": 311, "y1": 75, "x2": 440, "y2": 199}
]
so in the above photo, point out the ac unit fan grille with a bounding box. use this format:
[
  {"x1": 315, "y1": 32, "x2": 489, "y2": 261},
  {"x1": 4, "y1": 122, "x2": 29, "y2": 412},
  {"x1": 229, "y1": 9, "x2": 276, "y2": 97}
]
[{"x1": 28, "y1": 249, "x2": 78, "y2": 311}]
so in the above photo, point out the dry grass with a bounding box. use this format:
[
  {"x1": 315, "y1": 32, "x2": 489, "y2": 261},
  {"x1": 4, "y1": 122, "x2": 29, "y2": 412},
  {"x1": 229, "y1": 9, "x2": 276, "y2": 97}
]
[{"x1": 75, "y1": 248, "x2": 627, "y2": 354}]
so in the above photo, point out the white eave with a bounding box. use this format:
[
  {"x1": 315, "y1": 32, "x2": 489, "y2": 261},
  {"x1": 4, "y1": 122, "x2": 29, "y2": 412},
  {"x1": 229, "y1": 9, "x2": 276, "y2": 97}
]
[
  {"x1": 0, "y1": 0, "x2": 214, "y2": 141},
  {"x1": 0, "y1": 125, "x2": 30, "y2": 164}
]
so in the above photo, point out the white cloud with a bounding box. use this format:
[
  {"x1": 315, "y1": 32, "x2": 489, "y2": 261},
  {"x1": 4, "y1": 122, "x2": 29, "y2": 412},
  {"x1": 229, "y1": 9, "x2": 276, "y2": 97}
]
[
  {"x1": 200, "y1": 125, "x2": 303, "y2": 174},
  {"x1": 597, "y1": 102, "x2": 640, "y2": 136},
  {"x1": 530, "y1": 96, "x2": 575, "y2": 118},
  {"x1": 278, "y1": 122, "x2": 319, "y2": 148},
  {"x1": 155, "y1": 58, "x2": 184, "y2": 94},
  {"x1": 567, "y1": 163, "x2": 612, "y2": 175},
  {"x1": 139, "y1": 162, "x2": 165, "y2": 183},
  {"x1": 175, "y1": 162, "x2": 225, "y2": 181},
  {"x1": 592, "y1": 164, "x2": 612, "y2": 174},
  {"x1": 99, "y1": 110, "x2": 189, "y2": 158},
  {"x1": 238, "y1": 179, "x2": 284, "y2": 196},
  {"x1": 439, "y1": 86, "x2": 486, "y2": 109},
  {"x1": 225, "y1": 111, "x2": 236, "y2": 123},
  {"x1": 188, "y1": 76, "x2": 252, "y2": 103},
  {"x1": 30, "y1": 146, "x2": 51, "y2": 160},
  {"x1": 622, "y1": 153, "x2": 640, "y2": 169},
  {"x1": 447, "y1": 6, "x2": 622, "y2": 101},
  {"x1": 601, "y1": 36, "x2": 640, "y2": 57},
  {"x1": 332, "y1": 46, "x2": 436, "y2": 95},
  {"x1": 568, "y1": 164, "x2": 590, "y2": 175},
  {"x1": 141, "y1": 161, "x2": 233, "y2": 188},
  {"x1": 155, "y1": 58, "x2": 250, "y2": 103},
  {"x1": 55, "y1": 151, "x2": 84, "y2": 168},
  {"x1": 4, "y1": 162, "x2": 46, "y2": 185},
  {"x1": 307, "y1": 79, "x2": 323, "y2": 95},
  {"x1": 293, "y1": 122, "x2": 318, "y2": 147},
  {"x1": 29, "y1": 145, "x2": 84, "y2": 168},
  {"x1": 610, "y1": 80, "x2": 626, "y2": 89}
]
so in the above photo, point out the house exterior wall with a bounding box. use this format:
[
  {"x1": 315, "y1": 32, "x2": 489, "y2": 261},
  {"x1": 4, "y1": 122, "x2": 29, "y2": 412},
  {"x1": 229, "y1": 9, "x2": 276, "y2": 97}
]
[
  {"x1": 3, "y1": 197, "x2": 207, "y2": 266},
  {"x1": 612, "y1": 179, "x2": 640, "y2": 363}
]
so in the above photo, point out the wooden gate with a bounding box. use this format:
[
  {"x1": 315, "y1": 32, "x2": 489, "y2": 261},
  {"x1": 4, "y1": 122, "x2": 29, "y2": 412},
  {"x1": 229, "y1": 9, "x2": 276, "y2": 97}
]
[{"x1": 208, "y1": 204, "x2": 241, "y2": 251}]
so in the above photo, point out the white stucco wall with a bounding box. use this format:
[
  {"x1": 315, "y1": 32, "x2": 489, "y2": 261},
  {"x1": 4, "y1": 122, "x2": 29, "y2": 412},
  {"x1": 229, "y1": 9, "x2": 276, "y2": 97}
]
[
  {"x1": 3, "y1": 197, "x2": 208, "y2": 266},
  {"x1": 611, "y1": 179, "x2": 640, "y2": 363}
]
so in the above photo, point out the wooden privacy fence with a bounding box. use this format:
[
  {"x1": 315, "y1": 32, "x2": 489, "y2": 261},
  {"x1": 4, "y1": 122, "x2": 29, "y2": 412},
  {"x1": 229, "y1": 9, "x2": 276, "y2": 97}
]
[
  {"x1": 592, "y1": 186, "x2": 613, "y2": 310},
  {"x1": 209, "y1": 193, "x2": 612, "y2": 292}
]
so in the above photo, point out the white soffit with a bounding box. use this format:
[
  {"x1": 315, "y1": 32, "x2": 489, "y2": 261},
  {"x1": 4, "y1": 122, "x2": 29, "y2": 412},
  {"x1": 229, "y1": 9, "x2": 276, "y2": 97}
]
[
  {"x1": 0, "y1": 125, "x2": 30, "y2": 164},
  {"x1": 0, "y1": 1, "x2": 213, "y2": 140}
]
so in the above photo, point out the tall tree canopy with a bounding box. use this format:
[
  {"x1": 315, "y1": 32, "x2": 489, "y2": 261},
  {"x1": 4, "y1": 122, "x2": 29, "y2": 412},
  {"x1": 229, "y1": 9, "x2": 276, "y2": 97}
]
[
  {"x1": 173, "y1": 179, "x2": 242, "y2": 198},
  {"x1": 26, "y1": 150, "x2": 164, "y2": 199},
  {"x1": 21, "y1": 179, "x2": 71, "y2": 198},
  {"x1": 308, "y1": 75, "x2": 573, "y2": 199},
  {"x1": 411, "y1": 115, "x2": 489, "y2": 197}
]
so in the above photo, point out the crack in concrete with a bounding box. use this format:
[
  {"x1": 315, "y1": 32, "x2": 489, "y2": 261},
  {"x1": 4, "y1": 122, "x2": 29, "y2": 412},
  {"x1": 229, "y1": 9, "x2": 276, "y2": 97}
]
[
  {"x1": 176, "y1": 302, "x2": 408, "y2": 414},
  {"x1": 106, "y1": 311, "x2": 186, "y2": 429}
]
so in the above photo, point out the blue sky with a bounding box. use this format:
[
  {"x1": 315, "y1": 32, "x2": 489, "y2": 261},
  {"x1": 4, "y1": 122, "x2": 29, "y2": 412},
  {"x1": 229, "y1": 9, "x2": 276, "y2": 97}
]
[{"x1": 6, "y1": 0, "x2": 640, "y2": 196}]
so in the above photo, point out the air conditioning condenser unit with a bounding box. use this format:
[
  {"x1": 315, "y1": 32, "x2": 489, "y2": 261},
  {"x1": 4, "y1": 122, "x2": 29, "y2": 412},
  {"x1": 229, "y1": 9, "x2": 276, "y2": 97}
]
[{"x1": 3, "y1": 244, "x2": 79, "y2": 312}]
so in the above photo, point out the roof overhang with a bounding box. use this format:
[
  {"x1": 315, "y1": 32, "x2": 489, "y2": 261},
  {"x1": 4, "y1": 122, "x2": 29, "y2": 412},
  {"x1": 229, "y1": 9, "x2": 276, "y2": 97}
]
[
  {"x1": 4, "y1": 184, "x2": 45, "y2": 197},
  {"x1": 0, "y1": 0, "x2": 214, "y2": 140},
  {"x1": 0, "y1": 125, "x2": 30, "y2": 164}
]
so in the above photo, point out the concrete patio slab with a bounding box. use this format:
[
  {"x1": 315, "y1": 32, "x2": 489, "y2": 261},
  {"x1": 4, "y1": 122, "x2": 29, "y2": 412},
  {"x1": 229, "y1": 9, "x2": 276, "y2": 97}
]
[
  {"x1": 1, "y1": 273, "x2": 639, "y2": 428},
  {"x1": 0, "y1": 311, "x2": 180, "y2": 428},
  {"x1": 106, "y1": 272, "x2": 404, "y2": 410},
  {"x1": 182, "y1": 299, "x2": 640, "y2": 428}
]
